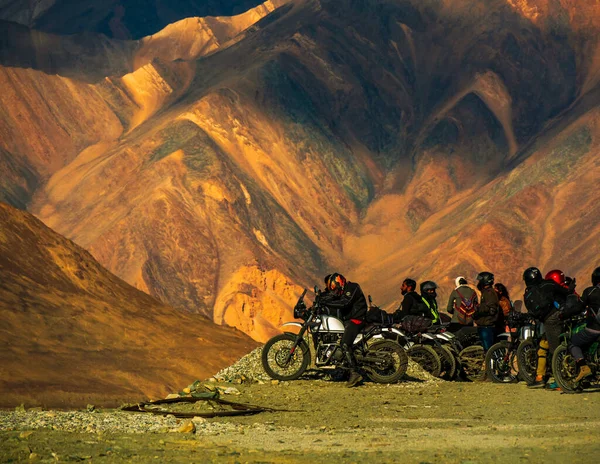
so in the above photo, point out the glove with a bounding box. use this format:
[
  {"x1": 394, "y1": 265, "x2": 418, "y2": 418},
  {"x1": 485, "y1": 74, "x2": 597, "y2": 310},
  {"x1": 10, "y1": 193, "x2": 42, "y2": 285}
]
[{"x1": 568, "y1": 278, "x2": 577, "y2": 292}]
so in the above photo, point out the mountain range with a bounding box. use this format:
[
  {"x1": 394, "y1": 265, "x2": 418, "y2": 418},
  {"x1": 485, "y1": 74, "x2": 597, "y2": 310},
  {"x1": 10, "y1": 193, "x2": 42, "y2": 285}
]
[{"x1": 1, "y1": 0, "x2": 599, "y2": 349}]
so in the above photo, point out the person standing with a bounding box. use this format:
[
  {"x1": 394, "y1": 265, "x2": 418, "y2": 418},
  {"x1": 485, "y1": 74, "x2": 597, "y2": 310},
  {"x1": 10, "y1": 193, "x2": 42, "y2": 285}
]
[
  {"x1": 473, "y1": 272, "x2": 499, "y2": 352},
  {"x1": 446, "y1": 276, "x2": 478, "y2": 328},
  {"x1": 494, "y1": 283, "x2": 512, "y2": 335}
]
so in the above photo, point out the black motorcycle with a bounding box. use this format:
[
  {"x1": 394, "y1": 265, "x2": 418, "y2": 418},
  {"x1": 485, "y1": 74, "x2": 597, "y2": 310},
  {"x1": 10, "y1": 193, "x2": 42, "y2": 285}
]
[{"x1": 261, "y1": 288, "x2": 408, "y2": 383}]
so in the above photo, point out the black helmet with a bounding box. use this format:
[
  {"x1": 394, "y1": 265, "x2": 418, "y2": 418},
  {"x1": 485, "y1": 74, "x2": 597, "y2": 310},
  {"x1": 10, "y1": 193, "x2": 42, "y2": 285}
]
[
  {"x1": 592, "y1": 266, "x2": 600, "y2": 286},
  {"x1": 420, "y1": 281, "x2": 438, "y2": 292},
  {"x1": 476, "y1": 272, "x2": 494, "y2": 288},
  {"x1": 523, "y1": 267, "x2": 542, "y2": 286}
]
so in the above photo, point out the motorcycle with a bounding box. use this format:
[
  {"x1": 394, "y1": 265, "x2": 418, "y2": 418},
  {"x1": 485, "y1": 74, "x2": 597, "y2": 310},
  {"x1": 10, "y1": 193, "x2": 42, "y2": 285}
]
[
  {"x1": 485, "y1": 308, "x2": 535, "y2": 383},
  {"x1": 261, "y1": 288, "x2": 409, "y2": 383},
  {"x1": 552, "y1": 315, "x2": 599, "y2": 392}
]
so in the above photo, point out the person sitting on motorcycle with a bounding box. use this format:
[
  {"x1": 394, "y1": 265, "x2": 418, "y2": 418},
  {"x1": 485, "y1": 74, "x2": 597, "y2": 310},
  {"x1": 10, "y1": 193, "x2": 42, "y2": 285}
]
[
  {"x1": 473, "y1": 271, "x2": 499, "y2": 352},
  {"x1": 393, "y1": 278, "x2": 425, "y2": 321},
  {"x1": 523, "y1": 267, "x2": 574, "y2": 388},
  {"x1": 420, "y1": 281, "x2": 441, "y2": 324},
  {"x1": 320, "y1": 273, "x2": 368, "y2": 388},
  {"x1": 564, "y1": 267, "x2": 600, "y2": 383}
]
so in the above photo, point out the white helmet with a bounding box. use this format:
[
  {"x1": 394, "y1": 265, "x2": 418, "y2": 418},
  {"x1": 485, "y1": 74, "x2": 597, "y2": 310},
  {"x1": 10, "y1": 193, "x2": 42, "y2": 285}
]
[{"x1": 455, "y1": 276, "x2": 467, "y2": 288}]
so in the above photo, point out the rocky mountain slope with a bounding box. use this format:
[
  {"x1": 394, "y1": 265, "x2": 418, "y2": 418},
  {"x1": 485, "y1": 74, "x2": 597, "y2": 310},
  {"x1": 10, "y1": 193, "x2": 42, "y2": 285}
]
[
  {"x1": 0, "y1": 203, "x2": 257, "y2": 407},
  {"x1": 1, "y1": 0, "x2": 599, "y2": 341}
]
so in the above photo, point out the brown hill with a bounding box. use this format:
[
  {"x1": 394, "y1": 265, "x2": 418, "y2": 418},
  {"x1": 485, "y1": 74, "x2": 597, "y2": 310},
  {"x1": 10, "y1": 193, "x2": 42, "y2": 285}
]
[
  {"x1": 0, "y1": 202, "x2": 257, "y2": 408},
  {"x1": 0, "y1": 0, "x2": 599, "y2": 340}
]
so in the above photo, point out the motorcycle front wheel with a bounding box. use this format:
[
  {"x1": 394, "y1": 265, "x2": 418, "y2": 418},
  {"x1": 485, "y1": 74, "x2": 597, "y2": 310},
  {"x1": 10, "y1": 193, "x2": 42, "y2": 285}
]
[
  {"x1": 516, "y1": 339, "x2": 537, "y2": 384},
  {"x1": 433, "y1": 344, "x2": 457, "y2": 380},
  {"x1": 261, "y1": 333, "x2": 310, "y2": 381},
  {"x1": 408, "y1": 345, "x2": 441, "y2": 378},
  {"x1": 485, "y1": 341, "x2": 519, "y2": 383},
  {"x1": 551, "y1": 345, "x2": 577, "y2": 392},
  {"x1": 363, "y1": 340, "x2": 408, "y2": 383},
  {"x1": 458, "y1": 345, "x2": 486, "y2": 381}
]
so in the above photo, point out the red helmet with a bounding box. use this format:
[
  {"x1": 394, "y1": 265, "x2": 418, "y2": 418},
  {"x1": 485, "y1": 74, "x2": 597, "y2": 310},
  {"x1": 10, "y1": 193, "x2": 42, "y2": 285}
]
[
  {"x1": 545, "y1": 269, "x2": 566, "y2": 287},
  {"x1": 327, "y1": 273, "x2": 347, "y2": 295}
]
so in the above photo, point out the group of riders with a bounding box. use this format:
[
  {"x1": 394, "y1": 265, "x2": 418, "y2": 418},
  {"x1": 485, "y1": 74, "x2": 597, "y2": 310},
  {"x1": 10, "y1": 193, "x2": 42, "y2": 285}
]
[{"x1": 317, "y1": 266, "x2": 600, "y2": 388}]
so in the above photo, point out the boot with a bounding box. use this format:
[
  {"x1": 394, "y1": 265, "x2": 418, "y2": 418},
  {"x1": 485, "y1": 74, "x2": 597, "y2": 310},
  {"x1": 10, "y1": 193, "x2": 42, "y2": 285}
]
[
  {"x1": 342, "y1": 344, "x2": 362, "y2": 388},
  {"x1": 575, "y1": 365, "x2": 592, "y2": 383},
  {"x1": 528, "y1": 375, "x2": 546, "y2": 388},
  {"x1": 346, "y1": 370, "x2": 363, "y2": 388}
]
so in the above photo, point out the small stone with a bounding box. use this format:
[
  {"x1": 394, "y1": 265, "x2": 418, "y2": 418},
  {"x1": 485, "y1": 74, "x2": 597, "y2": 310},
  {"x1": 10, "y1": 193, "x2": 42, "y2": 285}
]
[
  {"x1": 19, "y1": 431, "x2": 34, "y2": 439},
  {"x1": 204, "y1": 384, "x2": 216, "y2": 392},
  {"x1": 208, "y1": 378, "x2": 217, "y2": 383},
  {"x1": 171, "y1": 420, "x2": 195, "y2": 434},
  {"x1": 28, "y1": 453, "x2": 40, "y2": 462},
  {"x1": 86, "y1": 404, "x2": 95, "y2": 412},
  {"x1": 165, "y1": 394, "x2": 179, "y2": 399},
  {"x1": 271, "y1": 380, "x2": 280, "y2": 385},
  {"x1": 182, "y1": 388, "x2": 191, "y2": 394},
  {"x1": 15, "y1": 404, "x2": 26, "y2": 413}
]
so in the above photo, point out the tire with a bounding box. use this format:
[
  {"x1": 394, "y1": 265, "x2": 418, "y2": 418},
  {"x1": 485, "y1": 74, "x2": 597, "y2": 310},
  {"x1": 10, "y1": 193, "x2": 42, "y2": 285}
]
[
  {"x1": 551, "y1": 345, "x2": 577, "y2": 392},
  {"x1": 485, "y1": 341, "x2": 518, "y2": 383},
  {"x1": 433, "y1": 344, "x2": 457, "y2": 380},
  {"x1": 458, "y1": 345, "x2": 486, "y2": 381},
  {"x1": 408, "y1": 345, "x2": 441, "y2": 378},
  {"x1": 363, "y1": 340, "x2": 408, "y2": 383},
  {"x1": 261, "y1": 333, "x2": 310, "y2": 381},
  {"x1": 516, "y1": 339, "x2": 537, "y2": 384}
]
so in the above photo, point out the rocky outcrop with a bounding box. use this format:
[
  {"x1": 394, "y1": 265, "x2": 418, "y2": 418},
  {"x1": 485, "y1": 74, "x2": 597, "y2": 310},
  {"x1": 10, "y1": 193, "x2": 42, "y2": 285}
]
[{"x1": 0, "y1": 202, "x2": 257, "y2": 407}]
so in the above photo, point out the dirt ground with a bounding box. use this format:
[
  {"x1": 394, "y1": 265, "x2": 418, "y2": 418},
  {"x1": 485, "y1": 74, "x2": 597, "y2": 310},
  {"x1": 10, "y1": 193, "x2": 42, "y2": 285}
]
[{"x1": 2, "y1": 380, "x2": 600, "y2": 463}]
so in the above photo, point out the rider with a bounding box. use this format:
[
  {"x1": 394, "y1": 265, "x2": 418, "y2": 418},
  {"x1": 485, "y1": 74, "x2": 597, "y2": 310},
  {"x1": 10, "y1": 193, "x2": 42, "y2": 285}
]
[
  {"x1": 393, "y1": 278, "x2": 425, "y2": 320},
  {"x1": 320, "y1": 273, "x2": 368, "y2": 388},
  {"x1": 473, "y1": 271, "x2": 499, "y2": 352},
  {"x1": 446, "y1": 276, "x2": 478, "y2": 328},
  {"x1": 420, "y1": 281, "x2": 441, "y2": 324},
  {"x1": 564, "y1": 267, "x2": 600, "y2": 383},
  {"x1": 523, "y1": 267, "x2": 574, "y2": 388},
  {"x1": 493, "y1": 283, "x2": 512, "y2": 335}
]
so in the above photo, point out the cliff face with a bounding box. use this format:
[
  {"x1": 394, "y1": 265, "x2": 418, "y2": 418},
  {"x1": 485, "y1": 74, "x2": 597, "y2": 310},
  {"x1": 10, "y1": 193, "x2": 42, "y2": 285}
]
[{"x1": 1, "y1": 0, "x2": 600, "y2": 341}]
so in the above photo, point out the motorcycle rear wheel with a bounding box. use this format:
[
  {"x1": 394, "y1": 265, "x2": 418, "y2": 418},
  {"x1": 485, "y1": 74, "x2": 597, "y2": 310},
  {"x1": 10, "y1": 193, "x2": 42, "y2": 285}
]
[
  {"x1": 363, "y1": 340, "x2": 408, "y2": 383},
  {"x1": 485, "y1": 341, "x2": 518, "y2": 383},
  {"x1": 408, "y1": 345, "x2": 441, "y2": 378},
  {"x1": 261, "y1": 333, "x2": 310, "y2": 381},
  {"x1": 458, "y1": 345, "x2": 486, "y2": 381}
]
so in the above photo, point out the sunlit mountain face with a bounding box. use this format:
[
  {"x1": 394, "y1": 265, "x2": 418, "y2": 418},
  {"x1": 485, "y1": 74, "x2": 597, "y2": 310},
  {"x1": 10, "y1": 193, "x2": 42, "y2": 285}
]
[{"x1": 1, "y1": 0, "x2": 599, "y2": 342}]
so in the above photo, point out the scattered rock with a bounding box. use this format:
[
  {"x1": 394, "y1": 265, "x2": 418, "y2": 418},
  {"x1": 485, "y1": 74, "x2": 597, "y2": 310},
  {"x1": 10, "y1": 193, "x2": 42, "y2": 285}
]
[
  {"x1": 86, "y1": 404, "x2": 95, "y2": 412},
  {"x1": 19, "y1": 430, "x2": 33, "y2": 438},
  {"x1": 171, "y1": 420, "x2": 195, "y2": 434},
  {"x1": 165, "y1": 394, "x2": 179, "y2": 400},
  {"x1": 217, "y1": 386, "x2": 241, "y2": 396},
  {"x1": 182, "y1": 388, "x2": 191, "y2": 394},
  {"x1": 271, "y1": 380, "x2": 280, "y2": 385},
  {"x1": 15, "y1": 404, "x2": 26, "y2": 413}
]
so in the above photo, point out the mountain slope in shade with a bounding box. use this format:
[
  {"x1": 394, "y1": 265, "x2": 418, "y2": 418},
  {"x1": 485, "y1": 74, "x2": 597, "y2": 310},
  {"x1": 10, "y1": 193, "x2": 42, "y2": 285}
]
[
  {"x1": 0, "y1": 202, "x2": 257, "y2": 408},
  {"x1": 0, "y1": 0, "x2": 599, "y2": 341}
]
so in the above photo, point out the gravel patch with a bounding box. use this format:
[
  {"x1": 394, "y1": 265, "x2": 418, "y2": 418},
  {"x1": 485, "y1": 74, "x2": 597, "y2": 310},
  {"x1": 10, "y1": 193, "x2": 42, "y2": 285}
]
[{"x1": 0, "y1": 410, "x2": 237, "y2": 435}]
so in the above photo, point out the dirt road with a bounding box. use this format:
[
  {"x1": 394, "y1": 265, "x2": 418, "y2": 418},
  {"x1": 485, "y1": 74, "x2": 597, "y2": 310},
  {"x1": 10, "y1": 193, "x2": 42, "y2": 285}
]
[{"x1": 2, "y1": 380, "x2": 599, "y2": 463}]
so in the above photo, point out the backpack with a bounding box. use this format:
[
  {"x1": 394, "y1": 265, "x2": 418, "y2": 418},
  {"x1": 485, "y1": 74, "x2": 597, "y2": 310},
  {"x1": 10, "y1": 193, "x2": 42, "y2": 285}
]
[
  {"x1": 365, "y1": 306, "x2": 394, "y2": 325},
  {"x1": 401, "y1": 315, "x2": 432, "y2": 334},
  {"x1": 455, "y1": 288, "x2": 477, "y2": 325},
  {"x1": 523, "y1": 284, "x2": 555, "y2": 320}
]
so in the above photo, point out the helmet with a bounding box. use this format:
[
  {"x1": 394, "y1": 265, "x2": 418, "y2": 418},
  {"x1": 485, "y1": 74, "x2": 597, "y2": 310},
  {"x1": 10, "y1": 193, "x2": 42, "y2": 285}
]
[
  {"x1": 523, "y1": 267, "x2": 542, "y2": 286},
  {"x1": 326, "y1": 273, "x2": 347, "y2": 295},
  {"x1": 593, "y1": 267, "x2": 600, "y2": 286},
  {"x1": 455, "y1": 276, "x2": 467, "y2": 287},
  {"x1": 476, "y1": 271, "x2": 494, "y2": 288},
  {"x1": 420, "y1": 281, "x2": 438, "y2": 292},
  {"x1": 545, "y1": 269, "x2": 566, "y2": 287}
]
